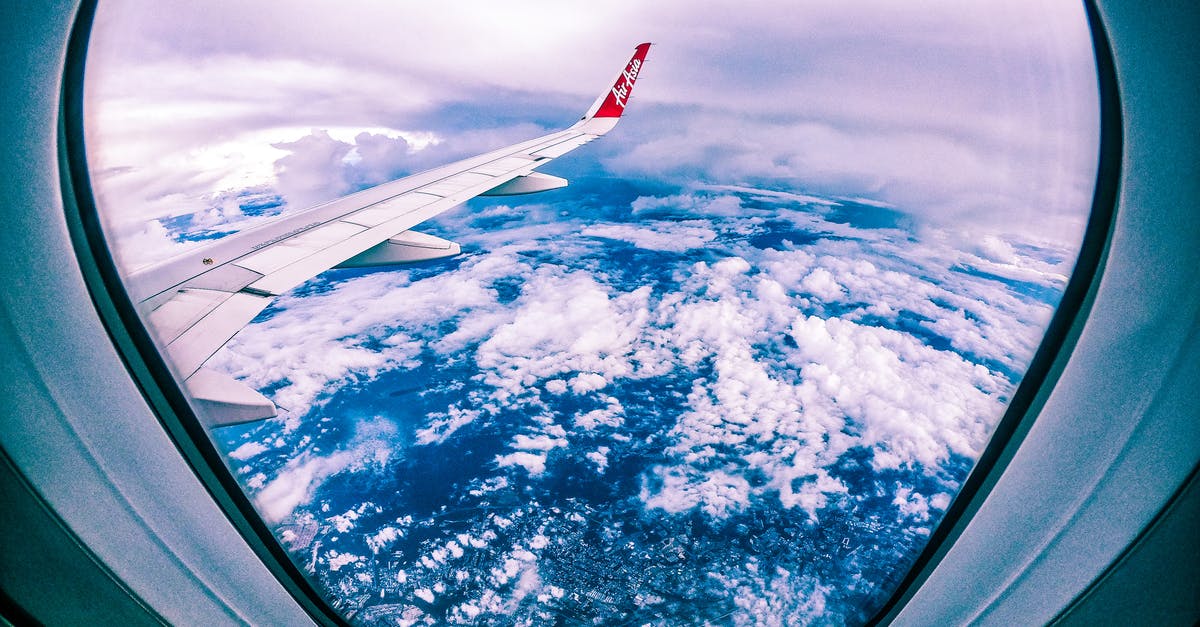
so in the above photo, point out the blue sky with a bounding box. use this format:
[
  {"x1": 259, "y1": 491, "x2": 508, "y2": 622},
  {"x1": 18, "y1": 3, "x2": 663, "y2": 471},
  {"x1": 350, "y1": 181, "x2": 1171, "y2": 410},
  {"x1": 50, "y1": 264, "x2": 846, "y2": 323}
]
[{"x1": 83, "y1": 0, "x2": 1099, "y2": 271}]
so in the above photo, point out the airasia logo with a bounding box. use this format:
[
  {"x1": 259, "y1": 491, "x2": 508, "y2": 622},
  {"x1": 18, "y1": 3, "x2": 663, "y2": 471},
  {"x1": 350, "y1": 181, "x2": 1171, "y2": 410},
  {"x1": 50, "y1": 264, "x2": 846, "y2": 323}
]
[
  {"x1": 610, "y1": 58, "x2": 642, "y2": 108},
  {"x1": 591, "y1": 44, "x2": 649, "y2": 118}
]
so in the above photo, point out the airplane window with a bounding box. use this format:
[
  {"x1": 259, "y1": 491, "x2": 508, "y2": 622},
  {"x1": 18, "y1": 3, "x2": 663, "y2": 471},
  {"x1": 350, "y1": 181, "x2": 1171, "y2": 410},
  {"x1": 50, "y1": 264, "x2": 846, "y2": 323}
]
[{"x1": 81, "y1": 1, "x2": 1100, "y2": 624}]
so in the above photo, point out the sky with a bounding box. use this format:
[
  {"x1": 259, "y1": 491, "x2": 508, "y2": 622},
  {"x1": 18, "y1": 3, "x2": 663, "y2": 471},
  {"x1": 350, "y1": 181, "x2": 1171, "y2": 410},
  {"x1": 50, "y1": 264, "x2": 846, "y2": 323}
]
[
  {"x1": 83, "y1": 0, "x2": 1100, "y2": 271},
  {"x1": 79, "y1": 3, "x2": 1105, "y2": 621}
]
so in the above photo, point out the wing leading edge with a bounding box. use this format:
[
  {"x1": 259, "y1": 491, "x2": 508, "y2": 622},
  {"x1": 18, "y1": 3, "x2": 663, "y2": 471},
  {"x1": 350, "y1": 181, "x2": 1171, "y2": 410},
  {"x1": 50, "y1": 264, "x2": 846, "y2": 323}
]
[{"x1": 128, "y1": 43, "x2": 652, "y2": 426}]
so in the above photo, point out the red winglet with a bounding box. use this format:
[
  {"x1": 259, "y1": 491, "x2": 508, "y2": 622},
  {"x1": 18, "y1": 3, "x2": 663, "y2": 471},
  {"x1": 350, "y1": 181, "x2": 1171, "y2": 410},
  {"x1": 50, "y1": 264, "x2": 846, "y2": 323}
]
[{"x1": 586, "y1": 43, "x2": 651, "y2": 119}]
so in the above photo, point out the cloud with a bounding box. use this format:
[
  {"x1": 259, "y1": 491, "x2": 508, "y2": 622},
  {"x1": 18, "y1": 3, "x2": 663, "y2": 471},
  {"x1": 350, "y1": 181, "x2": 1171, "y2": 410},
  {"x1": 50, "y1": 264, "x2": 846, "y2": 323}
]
[
  {"x1": 472, "y1": 269, "x2": 651, "y2": 402},
  {"x1": 210, "y1": 253, "x2": 519, "y2": 413},
  {"x1": 510, "y1": 434, "x2": 568, "y2": 452},
  {"x1": 632, "y1": 246, "x2": 1007, "y2": 519},
  {"x1": 786, "y1": 315, "x2": 1000, "y2": 469},
  {"x1": 215, "y1": 189, "x2": 1065, "y2": 528},
  {"x1": 246, "y1": 417, "x2": 399, "y2": 523},
  {"x1": 642, "y1": 468, "x2": 754, "y2": 519},
  {"x1": 606, "y1": 112, "x2": 1095, "y2": 241},
  {"x1": 799, "y1": 267, "x2": 845, "y2": 302},
  {"x1": 85, "y1": 0, "x2": 1098, "y2": 275},
  {"x1": 366, "y1": 525, "x2": 404, "y2": 554},
  {"x1": 270, "y1": 131, "x2": 356, "y2": 209},
  {"x1": 582, "y1": 222, "x2": 717, "y2": 252},
  {"x1": 198, "y1": 182, "x2": 1085, "y2": 622},
  {"x1": 414, "y1": 406, "x2": 481, "y2": 446},
  {"x1": 329, "y1": 508, "x2": 361, "y2": 533},
  {"x1": 227, "y1": 440, "x2": 269, "y2": 460},
  {"x1": 326, "y1": 551, "x2": 363, "y2": 572},
  {"x1": 253, "y1": 449, "x2": 356, "y2": 524},
  {"x1": 495, "y1": 451, "x2": 548, "y2": 476},
  {"x1": 629, "y1": 193, "x2": 745, "y2": 217},
  {"x1": 716, "y1": 567, "x2": 837, "y2": 626},
  {"x1": 586, "y1": 447, "x2": 610, "y2": 473},
  {"x1": 574, "y1": 401, "x2": 624, "y2": 431}
]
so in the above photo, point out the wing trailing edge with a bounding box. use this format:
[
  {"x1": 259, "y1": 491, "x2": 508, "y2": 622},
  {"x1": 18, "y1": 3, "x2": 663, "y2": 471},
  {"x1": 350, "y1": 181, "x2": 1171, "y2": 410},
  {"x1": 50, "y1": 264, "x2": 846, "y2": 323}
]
[
  {"x1": 334, "y1": 231, "x2": 460, "y2": 269},
  {"x1": 481, "y1": 172, "x2": 568, "y2": 196},
  {"x1": 186, "y1": 368, "x2": 277, "y2": 426}
]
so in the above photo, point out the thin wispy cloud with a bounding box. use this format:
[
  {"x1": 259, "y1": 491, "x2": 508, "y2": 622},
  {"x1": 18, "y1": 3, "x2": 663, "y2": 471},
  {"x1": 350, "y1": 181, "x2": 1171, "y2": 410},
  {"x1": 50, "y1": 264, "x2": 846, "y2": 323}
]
[{"x1": 85, "y1": 0, "x2": 1097, "y2": 271}]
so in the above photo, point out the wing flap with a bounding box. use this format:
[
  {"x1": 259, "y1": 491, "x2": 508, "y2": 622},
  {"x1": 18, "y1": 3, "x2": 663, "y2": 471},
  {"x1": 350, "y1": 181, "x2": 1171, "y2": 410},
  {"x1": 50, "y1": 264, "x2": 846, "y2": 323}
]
[
  {"x1": 165, "y1": 291, "x2": 274, "y2": 378},
  {"x1": 186, "y1": 368, "x2": 277, "y2": 426},
  {"x1": 469, "y1": 155, "x2": 538, "y2": 176},
  {"x1": 481, "y1": 172, "x2": 568, "y2": 196},
  {"x1": 334, "y1": 231, "x2": 461, "y2": 269},
  {"x1": 340, "y1": 192, "x2": 441, "y2": 227},
  {"x1": 426, "y1": 171, "x2": 498, "y2": 192},
  {"x1": 532, "y1": 135, "x2": 596, "y2": 158},
  {"x1": 237, "y1": 191, "x2": 476, "y2": 295},
  {"x1": 146, "y1": 288, "x2": 235, "y2": 344}
]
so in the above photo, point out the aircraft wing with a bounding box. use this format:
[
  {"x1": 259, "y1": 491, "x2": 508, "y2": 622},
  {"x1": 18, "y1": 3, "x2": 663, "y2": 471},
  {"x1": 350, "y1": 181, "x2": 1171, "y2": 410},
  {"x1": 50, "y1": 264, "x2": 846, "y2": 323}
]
[{"x1": 125, "y1": 43, "x2": 651, "y2": 426}]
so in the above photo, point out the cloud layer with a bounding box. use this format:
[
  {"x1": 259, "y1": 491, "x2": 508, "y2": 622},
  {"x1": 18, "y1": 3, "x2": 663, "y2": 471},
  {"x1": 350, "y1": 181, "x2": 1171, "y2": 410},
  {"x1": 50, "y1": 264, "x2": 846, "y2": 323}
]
[
  {"x1": 81, "y1": 3, "x2": 1099, "y2": 620},
  {"x1": 208, "y1": 185, "x2": 1071, "y2": 621},
  {"x1": 85, "y1": 0, "x2": 1098, "y2": 270}
]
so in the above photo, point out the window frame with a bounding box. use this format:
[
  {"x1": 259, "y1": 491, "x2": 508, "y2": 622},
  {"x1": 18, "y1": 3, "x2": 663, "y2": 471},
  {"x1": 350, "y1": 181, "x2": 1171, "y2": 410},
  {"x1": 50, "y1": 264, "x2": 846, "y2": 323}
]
[
  {"x1": 58, "y1": 1, "x2": 348, "y2": 624},
  {"x1": 41, "y1": 0, "x2": 1190, "y2": 624}
]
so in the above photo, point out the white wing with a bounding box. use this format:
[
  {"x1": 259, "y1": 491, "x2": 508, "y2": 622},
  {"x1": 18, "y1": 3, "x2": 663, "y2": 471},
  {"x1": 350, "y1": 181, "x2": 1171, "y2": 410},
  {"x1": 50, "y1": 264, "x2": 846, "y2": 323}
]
[{"x1": 128, "y1": 43, "x2": 652, "y2": 426}]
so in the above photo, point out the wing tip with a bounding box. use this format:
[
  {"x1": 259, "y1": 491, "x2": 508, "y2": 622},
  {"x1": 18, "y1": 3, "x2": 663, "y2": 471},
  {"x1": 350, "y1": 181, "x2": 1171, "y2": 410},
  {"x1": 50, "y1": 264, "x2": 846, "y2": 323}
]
[{"x1": 582, "y1": 42, "x2": 652, "y2": 121}]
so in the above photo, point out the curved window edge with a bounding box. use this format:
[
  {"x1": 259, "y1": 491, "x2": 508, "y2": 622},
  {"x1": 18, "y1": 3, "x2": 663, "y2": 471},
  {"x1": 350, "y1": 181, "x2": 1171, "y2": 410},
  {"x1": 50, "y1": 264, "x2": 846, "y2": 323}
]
[
  {"x1": 866, "y1": 0, "x2": 1124, "y2": 623},
  {"x1": 57, "y1": 2, "x2": 349, "y2": 625}
]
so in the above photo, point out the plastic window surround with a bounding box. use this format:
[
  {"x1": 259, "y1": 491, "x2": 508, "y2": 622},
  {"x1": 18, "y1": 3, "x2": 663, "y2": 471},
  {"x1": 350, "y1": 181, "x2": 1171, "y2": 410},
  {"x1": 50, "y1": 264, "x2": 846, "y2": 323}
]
[{"x1": 58, "y1": 1, "x2": 348, "y2": 624}]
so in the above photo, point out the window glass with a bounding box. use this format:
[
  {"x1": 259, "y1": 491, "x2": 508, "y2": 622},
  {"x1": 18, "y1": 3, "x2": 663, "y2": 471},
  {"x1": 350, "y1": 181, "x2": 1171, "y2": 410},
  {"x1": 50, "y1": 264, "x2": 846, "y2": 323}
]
[{"x1": 84, "y1": 1, "x2": 1098, "y2": 623}]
